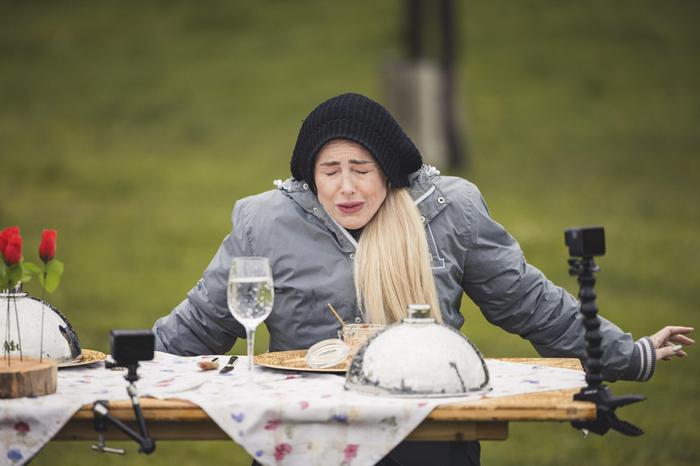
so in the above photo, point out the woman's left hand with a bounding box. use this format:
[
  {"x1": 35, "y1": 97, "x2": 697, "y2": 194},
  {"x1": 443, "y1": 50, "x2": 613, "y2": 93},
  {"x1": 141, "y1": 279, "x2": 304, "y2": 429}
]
[{"x1": 649, "y1": 326, "x2": 694, "y2": 361}]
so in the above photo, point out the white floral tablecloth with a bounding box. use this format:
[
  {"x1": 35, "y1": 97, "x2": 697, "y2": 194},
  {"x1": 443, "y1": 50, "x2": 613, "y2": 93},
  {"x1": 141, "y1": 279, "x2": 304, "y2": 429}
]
[{"x1": 0, "y1": 353, "x2": 586, "y2": 466}]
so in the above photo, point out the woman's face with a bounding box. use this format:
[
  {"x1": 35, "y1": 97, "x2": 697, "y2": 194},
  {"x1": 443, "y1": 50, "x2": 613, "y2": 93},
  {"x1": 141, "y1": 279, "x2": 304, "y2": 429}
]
[{"x1": 314, "y1": 139, "x2": 388, "y2": 230}]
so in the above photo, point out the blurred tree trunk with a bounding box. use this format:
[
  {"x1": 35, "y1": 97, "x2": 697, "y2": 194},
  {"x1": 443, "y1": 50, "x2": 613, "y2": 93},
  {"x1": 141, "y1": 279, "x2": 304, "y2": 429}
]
[{"x1": 382, "y1": 0, "x2": 469, "y2": 171}]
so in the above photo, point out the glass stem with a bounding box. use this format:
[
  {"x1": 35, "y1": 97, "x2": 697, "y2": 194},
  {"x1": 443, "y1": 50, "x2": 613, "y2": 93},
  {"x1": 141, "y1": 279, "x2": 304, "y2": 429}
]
[{"x1": 246, "y1": 327, "x2": 255, "y2": 382}]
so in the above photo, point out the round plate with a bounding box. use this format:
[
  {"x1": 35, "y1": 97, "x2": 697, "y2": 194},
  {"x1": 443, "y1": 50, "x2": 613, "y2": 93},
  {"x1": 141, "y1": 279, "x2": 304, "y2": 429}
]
[
  {"x1": 58, "y1": 349, "x2": 107, "y2": 369},
  {"x1": 255, "y1": 350, "x2": 349, "y2": 373}
]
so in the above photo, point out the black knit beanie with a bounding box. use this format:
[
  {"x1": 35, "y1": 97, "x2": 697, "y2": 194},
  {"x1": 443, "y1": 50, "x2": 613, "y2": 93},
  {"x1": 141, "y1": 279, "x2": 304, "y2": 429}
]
[{"x1": 290, "y1": 93, "x2": 423, "y2": 190}]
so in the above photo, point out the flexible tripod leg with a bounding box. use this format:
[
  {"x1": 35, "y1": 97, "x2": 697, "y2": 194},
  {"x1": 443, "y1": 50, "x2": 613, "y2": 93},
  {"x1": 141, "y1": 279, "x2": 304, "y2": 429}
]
[
  {"x1": 568, "y1": 255, "x2": 645, "y2": 436},
  {"x1": 90, "y1": 382, "x2": 156, "y2": 454}
]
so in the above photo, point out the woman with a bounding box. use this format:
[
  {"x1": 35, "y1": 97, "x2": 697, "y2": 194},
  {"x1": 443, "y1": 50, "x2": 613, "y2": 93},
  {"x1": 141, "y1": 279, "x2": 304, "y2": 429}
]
[{"x1": 153, "y1": 93, "x2": 693, "y2": 465}]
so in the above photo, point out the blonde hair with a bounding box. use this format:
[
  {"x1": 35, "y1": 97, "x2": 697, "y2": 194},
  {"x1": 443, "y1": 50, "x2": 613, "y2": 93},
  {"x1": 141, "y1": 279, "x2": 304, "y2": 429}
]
[{"x1": 353, "y1": 188, "x2": 442, "y2": 324}]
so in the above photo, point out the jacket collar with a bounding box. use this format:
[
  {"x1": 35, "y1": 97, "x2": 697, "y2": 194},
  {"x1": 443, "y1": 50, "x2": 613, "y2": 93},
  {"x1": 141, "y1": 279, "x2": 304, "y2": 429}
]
[
  {"x1": 274, "y1": 165, "x2": 449, "y2": 252},
  {"x1": 407, "y1": 165, "x2": 450, "y2": 224}
]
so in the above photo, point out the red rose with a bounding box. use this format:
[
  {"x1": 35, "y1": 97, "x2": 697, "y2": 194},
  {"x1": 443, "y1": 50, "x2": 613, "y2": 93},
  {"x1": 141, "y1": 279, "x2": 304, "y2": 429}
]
[
  {"x1": 3, "y1": 233, "x2": 22, "y2": 266},
  {"x1": 0, "y1": 226, "x2": 20, "y2": 256},
  {"x1": 39, "y1": 229, "x2": 57, "y2": 263}
]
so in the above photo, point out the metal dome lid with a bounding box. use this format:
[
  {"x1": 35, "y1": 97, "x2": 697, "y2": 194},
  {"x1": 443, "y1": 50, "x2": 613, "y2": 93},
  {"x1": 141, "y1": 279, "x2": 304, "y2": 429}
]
[
  {"x1": 0, "y1": 288, "x2": 81, "y2": 363},
  {"x1": 344, "y1": 304, "x2": 490, "y2": 397}
]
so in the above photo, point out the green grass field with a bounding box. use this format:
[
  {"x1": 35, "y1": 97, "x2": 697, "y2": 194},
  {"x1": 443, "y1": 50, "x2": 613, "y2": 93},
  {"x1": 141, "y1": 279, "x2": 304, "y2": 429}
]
[{"x1": 1, "y1": 1, "x2": 698, "y2": 464}]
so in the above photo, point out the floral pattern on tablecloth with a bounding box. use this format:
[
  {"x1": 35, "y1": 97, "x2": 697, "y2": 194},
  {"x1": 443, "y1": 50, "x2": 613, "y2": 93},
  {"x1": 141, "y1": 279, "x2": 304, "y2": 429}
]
[{"x1": 0, "y1": 353, "x2": 586, "y2": 466}]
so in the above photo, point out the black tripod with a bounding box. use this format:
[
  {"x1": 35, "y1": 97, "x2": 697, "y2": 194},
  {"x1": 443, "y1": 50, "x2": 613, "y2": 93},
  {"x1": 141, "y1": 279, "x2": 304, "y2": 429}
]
[{"x1": 565, "y1": 226, "x2": 645, "y2": 436}]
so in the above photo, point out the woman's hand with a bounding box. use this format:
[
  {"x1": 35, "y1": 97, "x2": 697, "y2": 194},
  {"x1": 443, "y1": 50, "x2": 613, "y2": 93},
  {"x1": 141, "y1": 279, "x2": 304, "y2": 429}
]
[{"x1": 649, "y1": 326, "x2": 694, "y2": 361}]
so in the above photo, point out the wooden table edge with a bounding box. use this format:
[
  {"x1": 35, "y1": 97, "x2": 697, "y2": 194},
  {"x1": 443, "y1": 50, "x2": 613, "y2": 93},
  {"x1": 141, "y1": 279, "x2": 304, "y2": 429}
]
[
  {"x1": 55, "y1": 358, "x2": 595, "y2": 442},
  {"x1": 57, "y1": 391, "x2": 594, "y2": 442}
]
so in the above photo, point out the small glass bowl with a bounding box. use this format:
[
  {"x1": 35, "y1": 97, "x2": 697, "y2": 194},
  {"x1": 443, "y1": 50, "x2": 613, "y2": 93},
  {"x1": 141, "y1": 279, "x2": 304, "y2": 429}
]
[{"x1": 339, "y1": 323, "x2": 385, "y2": 356}]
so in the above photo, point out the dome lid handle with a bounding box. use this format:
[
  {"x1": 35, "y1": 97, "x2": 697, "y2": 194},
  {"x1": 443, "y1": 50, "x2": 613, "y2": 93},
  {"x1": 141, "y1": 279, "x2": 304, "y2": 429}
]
[{"x1": 407, "y1": 304, "x2": 432, "y2": 319}]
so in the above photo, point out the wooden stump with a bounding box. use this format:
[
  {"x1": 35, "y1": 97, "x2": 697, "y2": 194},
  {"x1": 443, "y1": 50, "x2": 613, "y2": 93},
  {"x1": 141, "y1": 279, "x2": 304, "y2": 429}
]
[{"x1": 0, "y1": 357, "x2": 57, "y2": 398}]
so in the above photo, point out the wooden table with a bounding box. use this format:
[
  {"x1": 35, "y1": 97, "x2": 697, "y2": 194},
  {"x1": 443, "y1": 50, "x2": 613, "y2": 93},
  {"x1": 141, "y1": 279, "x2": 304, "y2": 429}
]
[{"x1": 54, "y1": 358, "x2": 595, "y2": 442}]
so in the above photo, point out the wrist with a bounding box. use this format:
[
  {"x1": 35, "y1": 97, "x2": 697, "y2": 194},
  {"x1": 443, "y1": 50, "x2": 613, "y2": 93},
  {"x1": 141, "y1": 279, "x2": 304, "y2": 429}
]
[
  {"x1": 636, "y1": 337, "x2": 657, "y2": 381},
  {"x1": 620, "y1": 337, "x2": 656, "y2": 381}
]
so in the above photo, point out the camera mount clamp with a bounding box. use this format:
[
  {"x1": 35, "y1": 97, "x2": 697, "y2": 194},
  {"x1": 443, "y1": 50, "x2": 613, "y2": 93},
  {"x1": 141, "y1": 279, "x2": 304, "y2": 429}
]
[
  {"x1": 91, "y1": 361, "x2": 156, "y2": 454},
  {"x1": 565, "y1": 226, "x2": 645, "y2": 437}
]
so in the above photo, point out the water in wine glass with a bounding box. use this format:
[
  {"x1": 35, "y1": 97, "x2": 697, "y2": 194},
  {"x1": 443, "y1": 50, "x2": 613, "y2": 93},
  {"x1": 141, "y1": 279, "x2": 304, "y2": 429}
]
[
  {"x1": 227, "y1": 257, "x2": 274, "y2": 384},
  {"x1": 228, "y1": 276, "x2": 273, "y2": 329}
]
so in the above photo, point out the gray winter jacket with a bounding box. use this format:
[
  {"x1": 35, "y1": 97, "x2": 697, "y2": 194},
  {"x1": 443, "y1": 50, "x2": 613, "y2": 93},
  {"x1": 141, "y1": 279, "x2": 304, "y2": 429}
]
[{"x1": 153, "y1": 166, "x2": 654, "y2": 381}]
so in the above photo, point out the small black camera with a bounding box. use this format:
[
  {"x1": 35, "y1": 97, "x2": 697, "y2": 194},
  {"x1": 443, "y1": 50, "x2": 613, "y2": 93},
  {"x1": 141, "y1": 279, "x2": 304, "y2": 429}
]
[
  {"x1": 109, "y1": 329, "x2": 155, "y2": 365},
  {"x1": 565, "y1": 226, "x2": 606, "y2": 257}
]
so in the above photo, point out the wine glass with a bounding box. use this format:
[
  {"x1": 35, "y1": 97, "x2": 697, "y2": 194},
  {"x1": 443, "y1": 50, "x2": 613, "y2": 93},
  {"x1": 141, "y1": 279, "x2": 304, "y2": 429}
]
[{"x1": 227, "y1": 257, "x2": 274, "y2": 383}]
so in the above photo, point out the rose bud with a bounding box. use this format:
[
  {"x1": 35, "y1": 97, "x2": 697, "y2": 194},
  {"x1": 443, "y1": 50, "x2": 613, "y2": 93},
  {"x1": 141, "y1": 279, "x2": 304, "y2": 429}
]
[
  {"x1": 39, "y1": 229, "x2": 58, "y2": 263},
  {"x1": 0, "y1": 226, "x2": 20, "y2": 255},
  {"x1": 3, "y1": 234, "x2": 22, "y2": 266}
]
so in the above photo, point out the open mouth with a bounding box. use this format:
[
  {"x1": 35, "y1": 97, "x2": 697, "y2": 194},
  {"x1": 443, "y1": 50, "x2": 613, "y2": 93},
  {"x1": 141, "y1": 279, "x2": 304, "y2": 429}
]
[{"x1": 337, "y1": 202, "x2": 364, "y2": 214}]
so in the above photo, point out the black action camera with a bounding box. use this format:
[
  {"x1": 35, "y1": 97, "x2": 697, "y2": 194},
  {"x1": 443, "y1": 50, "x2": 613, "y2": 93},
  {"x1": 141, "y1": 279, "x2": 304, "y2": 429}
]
[
  {"x1": 564, "y1": 226, "x2": 606, "y2": 257},
  {"x1": 109, "y1": 329, "x2": 155, "y2": 365}
]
